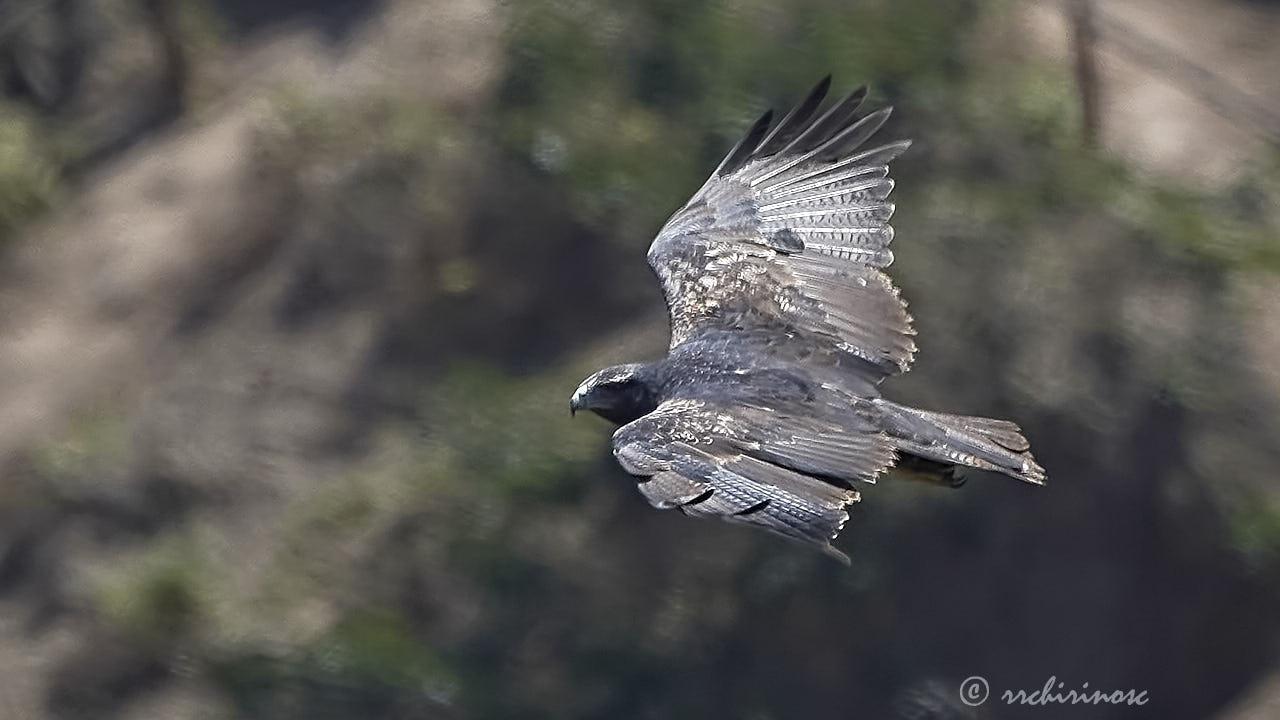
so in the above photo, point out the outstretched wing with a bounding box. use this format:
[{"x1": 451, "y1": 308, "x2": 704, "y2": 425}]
[
  {"x1": 612, "y1": 398, "x2": 897, "y2": 561},
  {"x1": 649, "y1": 77, "x2": 916, "y2": 380}
]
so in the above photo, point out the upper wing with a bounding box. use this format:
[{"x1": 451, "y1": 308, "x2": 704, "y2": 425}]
[
  {"x1": 612, "y1": 398, "x2": 897, "y2": 562},
  {"x1": 649, "y1": 77, "x2": 916, "y2": 380}
]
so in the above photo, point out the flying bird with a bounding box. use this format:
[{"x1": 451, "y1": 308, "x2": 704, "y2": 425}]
[{"x1": 570, "y1": 78, "x2": 1045, "y2": 562}]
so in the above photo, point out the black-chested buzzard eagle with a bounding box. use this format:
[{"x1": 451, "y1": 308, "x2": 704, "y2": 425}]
[{"x1": 570, "y1": 78, "x2": 1045, "y2": 562}]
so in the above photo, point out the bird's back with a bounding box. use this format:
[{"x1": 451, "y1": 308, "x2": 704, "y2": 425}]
[{"x1": 657, "y1": 329, "x2": 879, "y2": 412}]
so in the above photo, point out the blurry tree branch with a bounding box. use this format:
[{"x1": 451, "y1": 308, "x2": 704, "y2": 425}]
[
  {"x1": 1093, "y1": 4, "x2": 1280, "y2": 146},
  {"x1": 141, "y1": 0, "x2": 188, "y2": 116},
  {"x1": 1069, "y1": 0, "x2": 1101, "y2": 148}
]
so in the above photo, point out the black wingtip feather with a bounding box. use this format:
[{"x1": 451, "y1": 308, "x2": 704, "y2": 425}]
[
  {"x1": 756, "y1": 75, "x2": 832, "y2": 158},
  {"x1": 815, "y1": 105, "x2": 894, "y2": 161},
  {"x1": 716, "y1": 108, "x2": 774, "y2": 177},
  {"x1": 784, "y1": 84, "x2": 869, "y2": 156}
]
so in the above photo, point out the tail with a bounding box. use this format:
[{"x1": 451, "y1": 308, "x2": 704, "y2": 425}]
[{"x1": 876, "y1": 400, "x2": 1046, "y2": 486}]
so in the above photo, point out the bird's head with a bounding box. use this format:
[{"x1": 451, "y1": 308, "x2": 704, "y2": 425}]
[{"x1": 570, "y1": 363, "x2": 657, "y2": 425}]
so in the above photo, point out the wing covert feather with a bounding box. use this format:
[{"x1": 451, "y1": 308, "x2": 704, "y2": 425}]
[
  {"x1": 612, "y1": 399, "x2": 897, "y2": 560},
  {"x1": 648, "y1": 79, "x2": 916, "y2": 380}
]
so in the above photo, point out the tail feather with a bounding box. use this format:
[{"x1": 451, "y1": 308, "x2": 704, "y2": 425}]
[
  {"x1": 905, "y1": 409, "x2": 1031, "y2": 453},
  {"x1": 876, "y1": 401, "x2": 1046, "y2": 485}
]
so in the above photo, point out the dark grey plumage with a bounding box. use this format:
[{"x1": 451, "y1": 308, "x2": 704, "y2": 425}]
[{"x1": 570, "y1": 78, "x2": 1045, "y2": 562}]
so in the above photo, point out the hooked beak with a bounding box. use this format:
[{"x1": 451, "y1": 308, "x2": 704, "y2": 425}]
[{"x1": 569, "y1": 395, "x2": 581, "y2": 417}]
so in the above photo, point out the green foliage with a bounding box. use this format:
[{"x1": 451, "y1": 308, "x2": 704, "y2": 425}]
[
  {"x1": 423, "y1": 364, "x2": 600, "y2": 503},
  {"x1": 30, "y1": 408, "x2": 130, "y2": 496},
  {"x1": 209, "y1": 613, "x2": 458, "y2": 719},
  {"x1": 1229, "y1": 497, "x2": 1280, "y2": 574},
  {"x1": 1143, "y1": 180, "x2": 1280, "y2": 271},
  {"x1": 499, "y1": 0, "x2": 978, "y2": 241},
  {"x1": 331, "y1": 613, "x2": 456, "y2": 690},
  {"x1": 96, "y1": 540, "x2": 208, "y2": 649},
  {"x1": 0, "y1": 101, "x2": 60, "y2": 240}
]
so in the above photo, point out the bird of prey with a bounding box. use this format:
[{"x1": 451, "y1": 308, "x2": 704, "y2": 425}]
[{"x1": 569, "y1": 78, "x2": 1045, "y2": 562}]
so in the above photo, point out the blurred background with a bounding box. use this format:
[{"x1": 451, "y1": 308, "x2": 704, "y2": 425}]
[{"x1": 0, "y1": 0, "x2": 1278, "y2": 718}]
